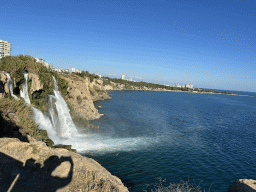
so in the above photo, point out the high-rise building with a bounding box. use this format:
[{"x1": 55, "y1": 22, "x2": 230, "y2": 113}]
[
  {"x1": 121, "y1": 74, "x2": 125, "y2": 80},
  {"x1": 0, "y1": 40, "x2": 11, "y2": 59}
]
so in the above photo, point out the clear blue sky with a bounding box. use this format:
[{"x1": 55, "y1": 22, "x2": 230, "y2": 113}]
[{"x1": 1, "y1": 0, "x2": 255, "y2": 92}]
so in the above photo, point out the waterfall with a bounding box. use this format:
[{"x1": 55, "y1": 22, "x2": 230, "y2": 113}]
[
  {"x1": 20, "y1": 73, "x2": 30, "y2": 104},
  {"x1": 51, "y1": 76, "x2": 77, "y2": 138},
  {"x1": 5, "y1": 73, "x2": 19, "y2": 100},
  {"x1": 19, "y1": 73, "x2": 77, "y2": 141},
  {"x1": 20, "y1": 73, "x2": 59, "y2": 142},
  {"x1": 14, "y1": 73, "x2": 155, "y2": 153}
]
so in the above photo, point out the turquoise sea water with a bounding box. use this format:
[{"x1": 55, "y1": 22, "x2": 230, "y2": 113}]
[{"x1": 80, "y1": 90, "x2": 256, "y2": 191}]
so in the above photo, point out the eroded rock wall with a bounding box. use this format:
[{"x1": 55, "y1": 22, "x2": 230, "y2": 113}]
[
  {"x1": 28, "y1": 72, "x2": 44, "y2": 94},
  {"x1": 60, "y1": 74, "x2": 105, "y2": 120},
  {"x1": 0, "y1": 72, "x2": 10, "y2": 98}
]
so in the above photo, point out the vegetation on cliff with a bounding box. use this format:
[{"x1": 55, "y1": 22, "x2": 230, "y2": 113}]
[
  {"x1": 0, "y1": 97, "x2": 52, "y2": 145},
  {"x1": 102, "y1": 76, "x2": 233, "y2": 94},
  {"x1": 0, "y1": 55, "x2": 68, "y2": 110},
  {"x1": 73, "y1": 70, "x2": 100, "y2": 82},
  {"x1": 0, "y1": 55, "x2": 72, "y2": 149}
]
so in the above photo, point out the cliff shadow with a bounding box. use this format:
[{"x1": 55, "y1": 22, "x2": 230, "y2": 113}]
[{"x1": 0, "y1": 152, "x2": 73, "y2": 192}]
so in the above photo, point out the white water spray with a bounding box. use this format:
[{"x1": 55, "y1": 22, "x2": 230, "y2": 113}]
[
  {"x1": 51, "y1": 76, "x2": 78, "y2": 138},
  {"x1": 5, "y1": 73, "x2": 19, "y2": 100},
  {"x1": 18, "y1": 73, "x2": 156, "y2": 153},
  {"x1": 20, "y1": 73, "x2": 59, "y2": 142},
  {"x1": 20, "y1": 73, "x2": 30, "y2": 104}
]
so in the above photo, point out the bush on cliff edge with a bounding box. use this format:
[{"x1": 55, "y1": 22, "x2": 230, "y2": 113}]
[
  {"x1": 0, "y1": 97, "x2": 53, "y2": 144},
  {"x1": 0, "y1": 55, "x2": 68, "y2": 111}
]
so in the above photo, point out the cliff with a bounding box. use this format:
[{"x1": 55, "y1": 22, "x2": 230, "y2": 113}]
[
  {"x1": 59, "y1": 73, "x2": 111, "y2": 121},
  {"x1": 0, "y1": 70, "x2": 111, "y2": 123},
  {"x1": 0, "y1": 137, "x2": 128, "y2": 192},
  {"x1": 0, "y1": 72, "x2": 9, "y2": 98}
]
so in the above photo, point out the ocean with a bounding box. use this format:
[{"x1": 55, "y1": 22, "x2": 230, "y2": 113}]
[{"x1": 79, "y1": 90, "x2": 256, "y2": 191}]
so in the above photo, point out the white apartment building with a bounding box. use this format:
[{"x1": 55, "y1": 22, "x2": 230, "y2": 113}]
[
  {"x1": 175, "y1": 83, "x2": 181, "y2": 88},
  {"x1": 121, "y1": 74, "x2": 125, "y2": 80},
  {"x1": 0, "y1": 40, "x2": 11, "y2": 59},
  {"x1": 185, "y1": 84, "x2": 193, "y2": 89},
  {"x1": 52, "y1": 68, "x2": 62, "y2": 73},
  {"x1": 35, "y1": 58, "x2": 53, "y2": 69},
  {"x1": 35, "y1": 58, "x2": 45, "y2": 64},
  {"x1": 44, "y1": 62, "x2": 53, "y2": 69},
  {"x1": 71, "y1": 68, "x2": 82, "y2": 73},
  {"x1": 71, "y1": 68, "x2": 76, "y2": 73}
]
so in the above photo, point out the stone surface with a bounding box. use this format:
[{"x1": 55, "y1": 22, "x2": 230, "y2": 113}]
[
  {"x1": 61, "y1": 74, "x2": 110, "y2": 120},
  {"x1": 28, "y1": 73, "x2": 44, "y2": 94},
  {"x1": 0, "y1": 138, "x2": 129, "y2": 192},
  {"x1": 227, "y1": 179, "x2": 256, "y2": 192},
  {"x1": 0, "y1": 72, "x2": 10, "y2": 97}
]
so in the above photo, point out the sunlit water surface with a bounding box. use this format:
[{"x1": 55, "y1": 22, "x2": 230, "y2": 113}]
[{"x1": 77, "y1": 90, "x2": 256, "y2": 192}]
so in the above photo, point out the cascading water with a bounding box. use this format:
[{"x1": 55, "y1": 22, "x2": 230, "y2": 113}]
[
  {"x1": 51, "y1": 76, "x2": 77, "y2": 138},
  {"x1": 20, "y1": 73, "x2": 59, "y2": 142},
  {"x1": 19, "y1": 73, "x2": 77, "y2": 142},
  {"x1": 17, "y1": 73, "x2": 155, "y2": 153},
  {"x1": 5, "y1": 73, "x2": 19, "y2": 100},
  {"x1": 20, "y1": 73, "x2": 30, "y2": 104}
]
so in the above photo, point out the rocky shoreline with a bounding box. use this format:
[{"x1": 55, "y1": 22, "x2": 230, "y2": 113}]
[{"x1": 0, "y1": 54, "x2": 255, "y2": 191}]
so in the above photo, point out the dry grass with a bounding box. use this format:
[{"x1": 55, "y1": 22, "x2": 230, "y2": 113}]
[
  {"x1": 0, "y1": 97, "x2": 50, "y2": 142},
  {"x1": 143, "y1": 178, "x2": 214, "y2": 192}
]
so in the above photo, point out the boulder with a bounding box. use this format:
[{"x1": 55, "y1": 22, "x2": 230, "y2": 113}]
[
  {"x1": 0, "y1": 138, "x2": 128, "y2": 192},
  {"x1": 227, "y1": 179, "x2": 256, "y2": 192}
]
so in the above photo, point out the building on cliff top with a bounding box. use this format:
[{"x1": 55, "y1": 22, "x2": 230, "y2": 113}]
[
  {"x1": 0, "y1": 40, "x2": 11, "y2": 59},
  {"x1": 35, "y1": 58, "x2": 53, "y2": 69},
  {"x1": 71, "y1": 68, "x2": 82, "y2": 73}
]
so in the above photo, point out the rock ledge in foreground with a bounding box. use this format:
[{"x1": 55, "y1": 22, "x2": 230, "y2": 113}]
[
  {"x1": 227, "y1": 179, "x2": 256, "y2": 192},
  {"x1": 0, "y1": 137, "x2": 128, "y2": 192}
]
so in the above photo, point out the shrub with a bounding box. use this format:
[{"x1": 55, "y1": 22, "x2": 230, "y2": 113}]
[
  {"x1": 0, "y1": 98, "x2": 51, "y2": 143},
  {"x1": 143, "y1": 178, "x2": 213, "y2": 192}
]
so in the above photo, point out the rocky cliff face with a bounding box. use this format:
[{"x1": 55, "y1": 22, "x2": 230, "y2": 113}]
[
  {"x1": 0, "y1": 137, "x2": 129, "y2": 192},
  {"x1": 0, "y1": 72, "x2": 10, "y2": 98},
  {"x1": 28, "y1": 73, "x2": 44, "y2": 95},
  {"x1": 60, "y1": 74, "x2": 106, "y2": 121},
  {"x1": 0, "y1": 71, "x2": 112, "y2": 121}
]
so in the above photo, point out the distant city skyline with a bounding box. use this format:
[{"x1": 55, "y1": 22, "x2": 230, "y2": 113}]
[{"x1": 0, "y1": 0, "x2": 255, "y2": 92}]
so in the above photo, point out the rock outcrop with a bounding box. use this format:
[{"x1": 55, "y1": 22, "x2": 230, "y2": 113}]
[
  {"x1": 60, "y1": 74, "x2": 105, "y2": 120},
  {"x1": 28, "y1": 73, "x2": 44, "y2": 94},
  {"x1": 0, "y1": 72, "x2": 10, "y2": 98},
  {"x1": 88, "y1": 79, "x2": 112, "y2": 101},
  {"x1": 0, "y1": 137, "x2": 129, "y2": 192},
  {"x1": 227, "y1": 179, "x2": 256, "y2": 192}
]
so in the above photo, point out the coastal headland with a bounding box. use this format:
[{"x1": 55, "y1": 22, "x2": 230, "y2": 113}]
[{"x1": 0, "y1": 55, "x2": 254, "y2": 191}]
